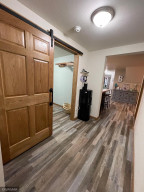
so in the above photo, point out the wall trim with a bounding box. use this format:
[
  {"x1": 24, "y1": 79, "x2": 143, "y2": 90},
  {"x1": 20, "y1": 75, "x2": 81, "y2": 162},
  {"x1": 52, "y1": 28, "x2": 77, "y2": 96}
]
[
  {"x1": 53, "y1": 103, "x2": 63, "y2": 108},
  {"x1": 90, "y1": 115, "x2": 99, "y2": 120}
]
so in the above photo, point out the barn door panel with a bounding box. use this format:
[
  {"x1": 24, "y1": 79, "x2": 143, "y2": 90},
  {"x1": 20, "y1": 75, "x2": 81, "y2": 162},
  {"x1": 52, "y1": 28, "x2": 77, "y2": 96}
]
[{"x1": 0, "y1": 9, "x2": 53, "y2": 163}]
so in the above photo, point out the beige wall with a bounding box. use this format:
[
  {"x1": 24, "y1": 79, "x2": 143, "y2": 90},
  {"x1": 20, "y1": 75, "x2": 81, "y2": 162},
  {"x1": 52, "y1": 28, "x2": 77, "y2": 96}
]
[
  {"x1": 113, "y1": 68, "x2": 126, "y2": 88},
  {"x1": 113, "y1": 66, "x2": 144, "y2": 91},
  {"x1": 134, "y1": 90, "x2": 144, "y2": 192},
  {"x1": 126, "y1": 66, "x2": 144, "y2": 83},
  {"x1": 107, "y1": 54, "x2": 144, "y2": 90},
  {"x1": 0, "y1": 144, "x2": 5, "y2": 187},
  {"x1": 107, "y1": 54, "x2": 144, "y2": 69}
]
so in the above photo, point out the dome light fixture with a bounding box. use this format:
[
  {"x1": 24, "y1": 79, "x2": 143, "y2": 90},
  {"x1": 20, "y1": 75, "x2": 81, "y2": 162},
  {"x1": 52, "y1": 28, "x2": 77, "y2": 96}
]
[{"x1": 91, "y1": 6, "x2": 115, "y2": 28}]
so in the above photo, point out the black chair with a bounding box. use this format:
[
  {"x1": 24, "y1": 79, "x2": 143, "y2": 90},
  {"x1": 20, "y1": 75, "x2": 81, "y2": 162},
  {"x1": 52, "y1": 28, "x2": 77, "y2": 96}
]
[{"x1": 100, "y1": 92, "x2": 111, "y2": 112}]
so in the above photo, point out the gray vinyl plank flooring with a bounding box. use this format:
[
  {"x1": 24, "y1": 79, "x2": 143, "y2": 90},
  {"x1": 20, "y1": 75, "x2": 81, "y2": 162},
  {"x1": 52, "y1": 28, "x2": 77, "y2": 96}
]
[{"x1": 4, "y1": 103, "x2": 134, "y2": 192}]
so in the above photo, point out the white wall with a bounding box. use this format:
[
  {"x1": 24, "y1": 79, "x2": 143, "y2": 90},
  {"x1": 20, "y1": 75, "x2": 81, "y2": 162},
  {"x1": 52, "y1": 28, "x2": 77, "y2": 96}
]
[
  {"x1": 54, "y1": 55, "x2": 74, "y2": 106},
  {"x1": 88, "y1": 42, "x2": 144, "y2": 118},
  {"x1": 0, "y1": 144, "x2": 5, "y2": 187},
  {"x1": 134, "y1": 90, "x2": 144, "y2": 192}
]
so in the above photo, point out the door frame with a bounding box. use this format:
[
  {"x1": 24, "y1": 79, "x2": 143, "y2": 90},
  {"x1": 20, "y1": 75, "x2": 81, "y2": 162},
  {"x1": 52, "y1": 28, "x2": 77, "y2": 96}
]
[
  {"x1": 134, "y1": 76, "x2": 144, "y2": 119},
  {"x1": 70, "y1": 55, "x2": 79, "y2": 120},
  {"x1": 55, "y1": 41, "x2": 80, "y2": 120}
]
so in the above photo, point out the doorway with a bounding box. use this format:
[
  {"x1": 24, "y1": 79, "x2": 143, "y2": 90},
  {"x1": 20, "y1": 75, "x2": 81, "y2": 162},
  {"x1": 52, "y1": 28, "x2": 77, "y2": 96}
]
[
  {"x1": 100, "y1": 52, "x2": 144, "y2": 114},
  {"x1": 54, "y1": 43, "x2": 79, "y2": 121},
  {"x1": 53, "y1": 45, "x2": 74, "y2": 118}
]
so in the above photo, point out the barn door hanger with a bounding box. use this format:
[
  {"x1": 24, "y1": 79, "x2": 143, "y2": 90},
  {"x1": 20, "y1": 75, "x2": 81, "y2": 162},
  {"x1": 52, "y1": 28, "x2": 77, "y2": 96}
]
[{"x1": 50, "y1": 29, "x2": 54, "y2": 47}]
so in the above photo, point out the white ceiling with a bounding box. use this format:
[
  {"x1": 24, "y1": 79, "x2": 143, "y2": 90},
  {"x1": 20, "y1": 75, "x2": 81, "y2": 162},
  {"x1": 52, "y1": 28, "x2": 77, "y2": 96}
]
[
  {"x1": 54, "y1": 46, "x2": 72, "y2": 58},
  {"x1": 106, "y1": 53, "x2": 144, "y2": 70},
  {"x1": 18, "y1": 0, "x2": 144, "y2": 51}
]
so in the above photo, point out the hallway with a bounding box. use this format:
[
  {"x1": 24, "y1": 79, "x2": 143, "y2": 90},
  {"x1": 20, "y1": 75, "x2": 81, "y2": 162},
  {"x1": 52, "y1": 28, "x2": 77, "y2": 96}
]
[{"x1": 4, "y1": 103, "x2": 134, "y2": 192}]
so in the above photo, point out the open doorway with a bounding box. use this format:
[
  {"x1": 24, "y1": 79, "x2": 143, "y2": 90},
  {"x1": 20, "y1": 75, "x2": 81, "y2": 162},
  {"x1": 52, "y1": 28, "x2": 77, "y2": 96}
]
[
  {"x1": 100, "y1": 52, "x2": 144, "y2": 114},
  {"x1": 53, "y1": 45, "x2": 78, "y2": 122}
]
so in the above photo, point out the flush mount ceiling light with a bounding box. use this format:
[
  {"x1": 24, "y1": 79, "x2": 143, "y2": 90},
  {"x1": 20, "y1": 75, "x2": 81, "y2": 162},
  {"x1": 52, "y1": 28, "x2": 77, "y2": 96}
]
[{"x1": 91, "y1": 6, "x2": 115, "y2": 28}]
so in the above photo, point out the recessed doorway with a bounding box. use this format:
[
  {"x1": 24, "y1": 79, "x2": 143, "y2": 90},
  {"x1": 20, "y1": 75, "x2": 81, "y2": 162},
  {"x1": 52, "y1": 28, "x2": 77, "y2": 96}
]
[{"x1": 53, "y1": 44, "x2": 79, "y2": 121}]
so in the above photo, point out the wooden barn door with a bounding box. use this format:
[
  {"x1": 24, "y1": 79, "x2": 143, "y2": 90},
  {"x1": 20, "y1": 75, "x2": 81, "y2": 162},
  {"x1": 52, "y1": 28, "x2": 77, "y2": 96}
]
[{"x1": 0, "y1": 8, "x2": 54, "y2": 163}]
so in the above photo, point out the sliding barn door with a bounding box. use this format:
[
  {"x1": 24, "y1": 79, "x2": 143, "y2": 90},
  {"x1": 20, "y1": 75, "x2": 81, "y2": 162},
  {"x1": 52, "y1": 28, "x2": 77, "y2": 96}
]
[{"x1": 0, "y1": 9, "x2": 54, "y2": 163}]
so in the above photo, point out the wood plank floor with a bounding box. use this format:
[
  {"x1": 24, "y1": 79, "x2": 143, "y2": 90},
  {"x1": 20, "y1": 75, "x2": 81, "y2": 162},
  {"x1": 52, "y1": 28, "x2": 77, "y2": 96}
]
[{"x1": 4, "y1": 103, "x2": 134, "y2": 192}]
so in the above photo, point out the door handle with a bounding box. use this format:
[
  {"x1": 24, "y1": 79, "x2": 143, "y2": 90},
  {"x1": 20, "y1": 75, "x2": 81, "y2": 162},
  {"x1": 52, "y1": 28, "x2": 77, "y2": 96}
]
[{"x1": 49, "y1": 88, "x2": 53, "y2": 106}]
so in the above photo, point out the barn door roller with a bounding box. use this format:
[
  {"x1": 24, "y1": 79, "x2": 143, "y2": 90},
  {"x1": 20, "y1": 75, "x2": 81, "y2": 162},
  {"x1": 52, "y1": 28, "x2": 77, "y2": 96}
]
[{"x1": 50, "y1": 29, "x2": 53, "y2": 47}]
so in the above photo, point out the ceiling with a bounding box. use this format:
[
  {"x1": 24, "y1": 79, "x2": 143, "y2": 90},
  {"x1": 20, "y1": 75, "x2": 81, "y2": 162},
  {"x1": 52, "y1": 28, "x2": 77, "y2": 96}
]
[
  {"x1": 18, "y1": 0, "x2": 144, "y2": 51},
  {"x1": 54, "y1": 46, "x2": 72, "y2": 58},
  {"x1": 106, "y1": 53, "x2": 144, "y2": 70}
]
